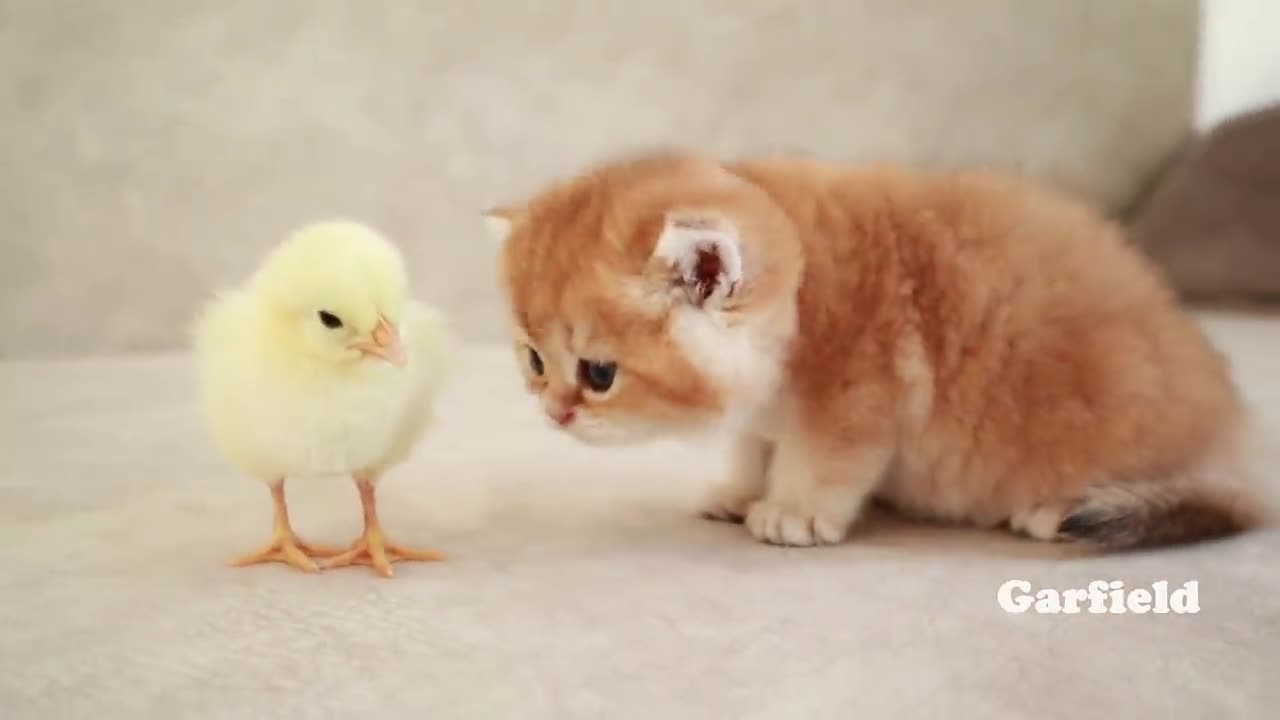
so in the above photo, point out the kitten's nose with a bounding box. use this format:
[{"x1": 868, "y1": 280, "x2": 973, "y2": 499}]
[{"x1": 549, "y1": 407, "x2": 576, "y2": 426}]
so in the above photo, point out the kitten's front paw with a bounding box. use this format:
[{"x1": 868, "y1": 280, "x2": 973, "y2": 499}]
[
  {"x1": 698, "y1": 482, "x2": 762, "y2": 524},
  {"x1": 745, "y1": 499, "x2": 848, "y2": 547}
]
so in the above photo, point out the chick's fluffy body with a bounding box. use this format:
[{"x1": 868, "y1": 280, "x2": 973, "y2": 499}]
[
  {"x1": 197, "y1": 300, "x2": 447, "y2": 481},
  {"x1": 193, "y1": 224, "x2": 450, "y2": 485}
]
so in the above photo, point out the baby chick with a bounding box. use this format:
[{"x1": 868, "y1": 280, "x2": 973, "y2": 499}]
[{"x1": 193, "y1": 220, "x2": 451, "y2": 577}]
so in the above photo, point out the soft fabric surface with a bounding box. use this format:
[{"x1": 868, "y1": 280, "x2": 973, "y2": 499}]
[
  {"x1": 1130, "y1": 102, "x2": 1280, "y2": 303},
  {"x1": 0, "y1": 0, "x2": 1197, "y2": 356},
  {"x1": 1, "y1": 312, "x2": 1276, "y2": 718}
]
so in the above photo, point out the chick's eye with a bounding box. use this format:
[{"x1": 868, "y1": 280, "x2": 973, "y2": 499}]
[
  {"x1": 317, "y1": 310, "x2": 343, "y2": 329},
  {"x1": 579, "y1": 359, "x2": 617, "y2": 393},
  {"x1": 527, "y1": 347, "x2": 544, "y2": 376}
]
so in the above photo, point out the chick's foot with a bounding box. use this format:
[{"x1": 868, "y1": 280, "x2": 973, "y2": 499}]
[
  {"x1": 229, "y1": 481, "x2": 341, "y2": 573},
  {"x1": 322, "y1": 527, "x2": 445, "y2": 578},
  {"x1": 322, "y1": 475, "x2": 445, "y2": 578}
]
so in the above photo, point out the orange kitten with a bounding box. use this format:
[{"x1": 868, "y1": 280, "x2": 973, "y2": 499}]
[{"x1": 486, "y1": 150, "x2": 1266, "y2": 550}]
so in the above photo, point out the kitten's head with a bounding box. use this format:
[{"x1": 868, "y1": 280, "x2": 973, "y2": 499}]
[{"x1": 486, "y1": 151, "x2": 803, "y2": 445}]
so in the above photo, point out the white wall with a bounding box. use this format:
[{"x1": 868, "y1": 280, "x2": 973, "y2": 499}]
[{"x1": 1196, "y1": 0, "x2": 1280, "y2": 130}]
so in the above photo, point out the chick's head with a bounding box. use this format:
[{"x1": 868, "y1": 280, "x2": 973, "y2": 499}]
[{"x1": 252, "y1": 221, "x2": 411, "y2": 368}]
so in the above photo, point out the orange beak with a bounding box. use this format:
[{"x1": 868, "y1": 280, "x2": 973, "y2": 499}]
[{"x1": 353, "y1": 317, "x2": 406, "y2": 367}]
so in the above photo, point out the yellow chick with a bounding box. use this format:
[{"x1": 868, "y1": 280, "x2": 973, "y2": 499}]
[{"x1": 192, "y1": 220, "x2": 451, "y2": 577}]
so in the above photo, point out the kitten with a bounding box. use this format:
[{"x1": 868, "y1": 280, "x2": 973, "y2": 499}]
[{"x1": 485, "y1": 150, "x2": 1266, "y2": 550}]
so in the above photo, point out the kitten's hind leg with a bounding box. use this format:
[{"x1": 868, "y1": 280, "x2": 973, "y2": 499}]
[
  {"x1": 1008, "y1": 503, "x2": 1069, "y2": 541},
  {"x1": 699, "y1": 435, "x2": 774, "y2": 523}
]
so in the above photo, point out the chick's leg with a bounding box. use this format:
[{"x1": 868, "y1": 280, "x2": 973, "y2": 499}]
[
  {"x1": 230, "y1": 481, "x2": 342, "y2": 573},
  {"x1": 322, "y1": 474, "x2": 445, "y2": 578}
]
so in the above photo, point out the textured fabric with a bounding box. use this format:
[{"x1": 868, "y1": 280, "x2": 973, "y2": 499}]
[
  {"x1": 0, "y1": 0, "x2": 1197, "y2": 356},
  {"x1": 1130, "y1": 103, "x2": 1280, "y2": 303},
  {"x1": 1, "y1": 312, "x2": 1276, "y2": 718}
]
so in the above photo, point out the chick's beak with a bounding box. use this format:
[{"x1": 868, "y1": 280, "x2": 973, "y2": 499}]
[{"x1": 354, "y1": 317, "x2": 406, "y2": 367}]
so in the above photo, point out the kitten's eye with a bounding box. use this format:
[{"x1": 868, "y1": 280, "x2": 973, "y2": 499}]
[
  {"x1": 527, "y1": 347, "x2": 544, "y2": 376},
  {"x1": 317, "y1": 310, "x2": 344, "y2": 329},
  {"x1": 578, "y1": 359, "x2": 617, "y2": 393}
]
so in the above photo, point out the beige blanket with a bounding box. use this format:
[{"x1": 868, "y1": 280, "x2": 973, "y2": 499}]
[{"x1": 2, "y1": 313, "x2": 1276, "y2": 718}]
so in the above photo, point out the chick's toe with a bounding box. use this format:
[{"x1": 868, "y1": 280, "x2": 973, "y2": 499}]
[
  {"x1": 230, "y1": 528, "x2": 346, "y2": 573},
  {"x1": 322, "y1": 530, "x2": 446, "y2": 578}
]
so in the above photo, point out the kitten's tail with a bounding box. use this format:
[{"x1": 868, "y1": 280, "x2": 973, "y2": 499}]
[{"x1": 1056, "y1": 474, "x2": 1267, "y2": 550}]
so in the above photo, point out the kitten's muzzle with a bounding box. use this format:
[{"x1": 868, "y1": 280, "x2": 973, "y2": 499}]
[
  {"x1": 549, "y1": 407, "x2": 576, "y2": 427},
  {"x1": 542, "y1": 389, "x2": 581, "y2": 428}
]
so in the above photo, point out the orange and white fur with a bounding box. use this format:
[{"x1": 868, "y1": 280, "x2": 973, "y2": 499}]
[{"x1": 486, "y1": 151, "x2": 1266, "y2": 550}]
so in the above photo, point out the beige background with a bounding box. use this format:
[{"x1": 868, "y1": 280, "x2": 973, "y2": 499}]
[
  {"x1": 0, "y1": 0, "x2": 1197, "y2": 357},
  {"x1": 8, "y1": 5, "x2": 1280, "y2": 718}
]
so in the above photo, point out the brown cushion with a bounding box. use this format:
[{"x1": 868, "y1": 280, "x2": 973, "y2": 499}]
[{"x1": 1129, "y1": 103, "x2": 1280, "y2": 303}]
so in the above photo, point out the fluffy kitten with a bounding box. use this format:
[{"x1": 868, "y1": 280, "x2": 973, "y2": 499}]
[{"x1": 486, "y1": 150, "x2": 1265, "y2": 550}]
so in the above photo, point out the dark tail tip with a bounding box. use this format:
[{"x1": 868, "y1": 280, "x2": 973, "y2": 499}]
[
  {"x1": 1057, "y1": 507, "x2": 1123, "y2": 542},
  {"x1": 1058, "y1": 486, "x2": 1257, "y2": 551}
]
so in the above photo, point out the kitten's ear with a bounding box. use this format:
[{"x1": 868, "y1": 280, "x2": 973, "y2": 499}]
[
  {"x1": 482, "y1": 207, "x2": 515, "y2": 244},
  {"x1": 652, "y1": 212, "x2": 743, "y2": 309}
]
